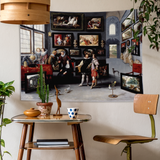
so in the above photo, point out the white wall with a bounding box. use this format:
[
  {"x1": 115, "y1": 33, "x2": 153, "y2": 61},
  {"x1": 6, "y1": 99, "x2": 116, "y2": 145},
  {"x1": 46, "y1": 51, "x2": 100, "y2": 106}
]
[{"x1": 0, "y1": 0, "x2": 160, "y2": 160}]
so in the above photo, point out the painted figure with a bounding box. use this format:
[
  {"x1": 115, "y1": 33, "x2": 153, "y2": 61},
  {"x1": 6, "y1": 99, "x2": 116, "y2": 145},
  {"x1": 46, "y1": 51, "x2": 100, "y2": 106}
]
[
  {"x1": 58, "y1": 51, "x2": 71, "y2": 69},
  {"x1": 57, "y1": 36, "x2": 62, "y2": 45},
  {"x1": 90, "y1": 54, "x2": 99, "y2": 89},
  {"x1": 57, "y1": 60, "x2": 73, "y2": 78},
  {"x1": 76, "y1": 54, "x2": 91, "y2": 86},
  {"x1": 47, "y1": 50, "x2": 57, "y2": 66}
]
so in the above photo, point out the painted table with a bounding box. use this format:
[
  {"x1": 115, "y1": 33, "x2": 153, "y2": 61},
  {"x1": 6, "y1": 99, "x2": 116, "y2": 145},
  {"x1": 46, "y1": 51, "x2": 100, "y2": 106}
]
[{"x1": 11, "y1": 114, "x2": 92, "y2": 160}]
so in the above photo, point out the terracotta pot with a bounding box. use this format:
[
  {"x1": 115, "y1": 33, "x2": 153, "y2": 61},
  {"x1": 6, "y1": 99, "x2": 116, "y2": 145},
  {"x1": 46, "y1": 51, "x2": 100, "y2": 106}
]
[
  {"x1": 36, "y1": 102, "x2": 53, "y2": 116},
  {"x1": 24, "y1": 108, "x2": 41, "y2": 117}
]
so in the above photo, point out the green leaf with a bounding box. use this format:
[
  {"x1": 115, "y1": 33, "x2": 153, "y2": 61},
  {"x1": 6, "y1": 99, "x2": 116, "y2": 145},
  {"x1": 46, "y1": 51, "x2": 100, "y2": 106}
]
[
  {"x1": 145, "y1": 12, "x2": 149, "y2": 21},
  {"x1": 2, "y1": 118, "x2": 12, "y2": 126},
  {"x1": 4, "y1": 81, "x2": 14, "y2": 89},
  {"x1": 140, "y1": 1, "x2": 145, "y2": 7},
  {"x1": 130, "y1": 8, "x2": 134, "y2": 13},
  {"x1": 0, "y1": 154, "x2": 2, "y2": 160},
  {"x1": 148, "y1": 35, "x2": 153, "y2": 43},
  {"x1": 6, "y1": 86, "x2": 15, "y2": 92},
  {"x1": 155, "y1": 34, "x2": 158, "y2": 41},
  {"x1": 1, "y1": 139, "x2": 5, "y2": 147},
  {"x1": 134, "y1": 30, "x2": 140, "y2": 39},
  {"x1": 0, "y1": 82, "x2": 4, "y2": 86},
  {"x1": 143, "y1": 26, "x2": 147, "y2": 36},
  {"x1": 3, "y1": 151, "x2": 11, "y2": 157},
  {"x1": 153, "y1": 17, "x2": 157, "y2": 21},
  {"x1": 155, "y1": 6, "x2": 158, "y2": 11},
  {"x1": 133, "y1": 19, "x2": 135, "y2": 23},
  {"x1": 150, "y1": 44, "x2": 153, "y2": 48},
  {"x1": 0, "y1": 101, "x2": 4, "y2": 107}
]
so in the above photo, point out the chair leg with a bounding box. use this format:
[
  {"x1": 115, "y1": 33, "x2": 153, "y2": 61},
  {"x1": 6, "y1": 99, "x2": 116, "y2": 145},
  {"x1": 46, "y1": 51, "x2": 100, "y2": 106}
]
[{"x1": 127, "y1": 144, "x2": 132, "y2": 160}]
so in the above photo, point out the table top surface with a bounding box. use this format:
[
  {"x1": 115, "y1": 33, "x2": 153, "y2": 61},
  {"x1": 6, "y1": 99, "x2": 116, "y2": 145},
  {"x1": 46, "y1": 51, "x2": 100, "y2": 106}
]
[{"x1": 11, "y1": 114, "x2": 92, "y2": 123}]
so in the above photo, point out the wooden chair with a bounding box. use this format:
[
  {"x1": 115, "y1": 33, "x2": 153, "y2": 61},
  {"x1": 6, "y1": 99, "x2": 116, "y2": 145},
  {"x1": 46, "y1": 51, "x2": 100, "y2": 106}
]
[{"x1": 93, "y1": 94, "x2": 159, "y2": 160}]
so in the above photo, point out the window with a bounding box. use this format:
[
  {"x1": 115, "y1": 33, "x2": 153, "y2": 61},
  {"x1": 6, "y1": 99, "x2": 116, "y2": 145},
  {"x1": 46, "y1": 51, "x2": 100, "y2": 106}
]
[
  {"x1": 20, "y1": 28, "x2": 31, "y2": 54},
  {"x1": 34, "y1": 25, "x2": 45, "y2": 32},
  {"x1": 109, "y1": 24, "x2": 116, "y2": 35},
  {"x1": 34, "y1": 32, "x2": 44, "y2": 51},
  {"x1": 23, "y1": 25, "x2": 33, "y2": 28},
  {"x1": 20, "y1": 25, "x2": 45, "y2": 54},
  {"x1": 109, "y1": 44, "x2": 117, "y2": 58}
]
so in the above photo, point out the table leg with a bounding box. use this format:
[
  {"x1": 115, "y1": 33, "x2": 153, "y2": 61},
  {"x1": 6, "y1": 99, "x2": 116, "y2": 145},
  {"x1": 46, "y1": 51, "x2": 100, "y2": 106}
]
[
  {"x1": 17, "y1": 124, "x2": 28, "y2": 160},
  {"x1": 72, "y1": 124, "x2": 81, "y2": 160},
  {"x1": 77, "y1": 124, "x2": 86, "y2": 160},
  {"x1": 26, "y1": 123, "x2": 35, "y2": 160}
]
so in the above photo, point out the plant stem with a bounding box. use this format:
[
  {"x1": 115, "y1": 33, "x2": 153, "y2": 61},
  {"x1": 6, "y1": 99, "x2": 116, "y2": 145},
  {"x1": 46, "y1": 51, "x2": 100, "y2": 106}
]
[{"x1": 0, "y1": 97, "x2": 5, "y2": 160}]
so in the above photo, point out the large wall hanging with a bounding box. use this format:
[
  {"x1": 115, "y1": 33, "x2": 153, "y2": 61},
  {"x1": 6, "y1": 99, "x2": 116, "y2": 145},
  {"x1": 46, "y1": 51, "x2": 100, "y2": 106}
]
[{"x1": 20, "y1": 10, "x2": 143, "y2": 102}]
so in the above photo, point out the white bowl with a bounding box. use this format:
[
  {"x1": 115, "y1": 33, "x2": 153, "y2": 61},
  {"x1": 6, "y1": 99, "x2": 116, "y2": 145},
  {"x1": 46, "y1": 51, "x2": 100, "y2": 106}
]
[{"x1": 67, "y1": 108, "x2": 79, "y2": 119}]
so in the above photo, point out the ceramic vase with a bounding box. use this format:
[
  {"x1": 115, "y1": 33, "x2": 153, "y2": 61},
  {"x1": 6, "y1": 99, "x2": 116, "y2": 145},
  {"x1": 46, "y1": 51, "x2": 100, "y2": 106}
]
[{"x1": 36, "y1": 102, "x2": 53, "y2": 116}]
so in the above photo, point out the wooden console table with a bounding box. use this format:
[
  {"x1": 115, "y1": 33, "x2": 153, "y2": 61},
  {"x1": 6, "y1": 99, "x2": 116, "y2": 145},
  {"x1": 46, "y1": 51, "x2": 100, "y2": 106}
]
[{"x1": 11, "y1": 114, "x2": 91, "y2": 160}]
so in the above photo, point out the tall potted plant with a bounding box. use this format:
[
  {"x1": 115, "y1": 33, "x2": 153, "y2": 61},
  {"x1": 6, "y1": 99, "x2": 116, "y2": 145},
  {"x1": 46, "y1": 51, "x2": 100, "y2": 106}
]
[
  {"x1": 0, "y1": 81, "x2": 15, "y2": 160},
  {"x1": 36, "y1": 65, "x2": 53, "y2": 116}
]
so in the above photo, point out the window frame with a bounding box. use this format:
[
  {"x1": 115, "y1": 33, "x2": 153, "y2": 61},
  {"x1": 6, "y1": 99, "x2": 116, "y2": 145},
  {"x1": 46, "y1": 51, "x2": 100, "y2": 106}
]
[
  {"x1": 109, "y1": 23, "x2": 116, "y2": 36},
  {"x1": 34, "y1": 31, "x2": 44, "y2": 52},
  {"x1": 20, "y1": 27, "x2": 32, "y2": 54},
  {"x1": 20, "y1": 25, "x2": 45, "y2": 55}
]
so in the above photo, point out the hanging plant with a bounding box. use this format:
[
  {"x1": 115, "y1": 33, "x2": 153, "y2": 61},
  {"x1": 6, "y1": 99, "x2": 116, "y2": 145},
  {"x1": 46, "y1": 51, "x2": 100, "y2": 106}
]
[
  {"x1": 0, "y1": 81, "x2": 15, "y2": 160},
  {"x1": 131, "y1": 0, "x2": 160, "y2": 51}
]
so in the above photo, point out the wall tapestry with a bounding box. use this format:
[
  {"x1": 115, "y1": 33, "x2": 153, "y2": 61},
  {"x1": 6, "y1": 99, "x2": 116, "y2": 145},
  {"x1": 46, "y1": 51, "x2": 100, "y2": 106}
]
[{"x1": 20, "y1": 10, "x2": 143, "y2": 102}]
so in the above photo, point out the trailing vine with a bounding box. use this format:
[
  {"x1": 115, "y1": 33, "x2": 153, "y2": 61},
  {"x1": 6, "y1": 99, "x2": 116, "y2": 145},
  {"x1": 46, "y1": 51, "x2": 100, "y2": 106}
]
[{"x1": 131, "y1": 0, "x2": 160, "y2": 51}]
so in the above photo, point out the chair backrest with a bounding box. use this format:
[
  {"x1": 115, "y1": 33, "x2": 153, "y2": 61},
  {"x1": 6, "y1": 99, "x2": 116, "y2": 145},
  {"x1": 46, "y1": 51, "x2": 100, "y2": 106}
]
[{"x1": 134, "y1": 94, "x2": 159, "y2": 115}]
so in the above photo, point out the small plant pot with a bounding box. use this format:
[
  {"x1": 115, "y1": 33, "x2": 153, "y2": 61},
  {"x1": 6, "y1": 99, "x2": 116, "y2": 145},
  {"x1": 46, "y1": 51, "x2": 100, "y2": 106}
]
[{"x1": 36, "y1": 102, "x2": 53, "y2": 116}]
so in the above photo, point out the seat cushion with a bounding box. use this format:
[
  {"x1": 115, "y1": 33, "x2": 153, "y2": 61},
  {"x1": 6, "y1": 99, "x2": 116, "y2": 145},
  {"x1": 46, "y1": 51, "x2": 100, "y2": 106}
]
[{"x1": 93, "y1": 135, "x2": 157, "y2": 145}]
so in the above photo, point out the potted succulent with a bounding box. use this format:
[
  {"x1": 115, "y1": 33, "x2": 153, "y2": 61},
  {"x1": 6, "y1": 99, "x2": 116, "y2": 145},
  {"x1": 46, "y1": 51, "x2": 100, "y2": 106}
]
[
  {"x1": 0, "y1": 80, "x2": 15, "y2": 160},
  {"x1": 36, "y1": 65, "x2": 53, "y2": 116}
]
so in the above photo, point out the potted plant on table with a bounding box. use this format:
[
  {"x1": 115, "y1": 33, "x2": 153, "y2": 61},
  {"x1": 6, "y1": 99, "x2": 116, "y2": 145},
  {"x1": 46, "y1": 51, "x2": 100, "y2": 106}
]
[
  {"x1": 36, "y1": 65, "x2": 53, "y2": 116},
  {"x1": 0, "y1": 80, "x2": 15, "y2": 160}
]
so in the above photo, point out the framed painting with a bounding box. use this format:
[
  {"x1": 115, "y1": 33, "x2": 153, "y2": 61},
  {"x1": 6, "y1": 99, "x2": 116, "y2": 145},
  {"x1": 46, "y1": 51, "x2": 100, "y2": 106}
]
[
  {"x1": 69, "y1": 49, "x2": 81, "y2": 57},
  {"x1": 131, "y1": 38, "x2": 140, "y2": 56},
  {"x1": 121, "y1": 73, "x2": 143, "y2": 94},
  {"x1": 109, "y1": 44, "x2": 117, "y2": 58},
  {"x1": 78, "y1": 33, "x2": 101, "y2": 47},
  {"x1": 126, "y1": 40, "x2": 130, "y2": 46},
  {"x1": 51, "y1": 12, "x2": 84, "y2": 31},
  {"x1": 25, "y1": 72, "x2": 46, "y2": 93},
  {"x1": 122, "y1": 27, "x2": 132, "y2": 41},
  {"x1": 98, "y1": 62, "x2": 109, "y2": 77},
  {"x1": 134, "y1": 21, "x2": 142, "y2": 34},
  {"x1": 52, "y1": 33, "x2": 73, "y2": 48},
  {"x1": 20, "y1": 9, "x2": 143, "y2": 103},
  {"x1": 121, "y1": 42, "x2": 126, "y2": 53},
  {"x1": 96, "y1": 48, "x2": 105, "y2": 56},
  {"x1": 121, "y1": 10, "x2": 134, "y2": 32},
  {"x1": 85, "y1": 16, "x2": 103, "y2": 31},
  {"x1": 83, "y1": 48, "x2": 95, "y2": 57}
]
